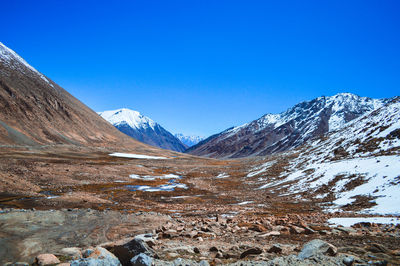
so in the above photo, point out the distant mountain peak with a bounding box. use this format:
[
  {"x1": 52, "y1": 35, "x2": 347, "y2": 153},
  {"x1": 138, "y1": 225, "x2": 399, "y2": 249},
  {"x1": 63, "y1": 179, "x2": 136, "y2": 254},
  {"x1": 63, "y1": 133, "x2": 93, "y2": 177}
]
[
  {"x1": 98, "y1": 108, "x2": 157, "y2": 130},
  {"x1": 175, "y1": 133, "x2": 204, "y2": 147},
  {"x1": 99, "y1": 108, "x2": 187, "y2": 152}
]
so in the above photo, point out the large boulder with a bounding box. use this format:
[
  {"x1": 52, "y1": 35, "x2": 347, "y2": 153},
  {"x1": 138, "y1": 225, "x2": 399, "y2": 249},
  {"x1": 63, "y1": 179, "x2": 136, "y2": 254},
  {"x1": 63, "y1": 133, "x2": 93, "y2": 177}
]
[
  {"x1": 34, "y1": 254, "x2": 61, "y2": 265},
  {"x1": 70, "y1": 247, "x2": 121, "y2": 266},
  {"x1": 59, "y1": 247, "x2": 82, "y2": 260},
  {"x1": 111, "y1": 236, "x2": 157, "y2": 265},
  {"x1": 298, "y1": 239, "x2": 337, "y2": 259}
]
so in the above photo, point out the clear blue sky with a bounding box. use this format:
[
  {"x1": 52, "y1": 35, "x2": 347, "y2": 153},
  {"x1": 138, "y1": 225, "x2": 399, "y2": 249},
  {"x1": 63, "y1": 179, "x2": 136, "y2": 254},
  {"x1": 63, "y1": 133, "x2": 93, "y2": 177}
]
[{"x1": 1, "y1": 0, "x2": 399, "y2": 136}]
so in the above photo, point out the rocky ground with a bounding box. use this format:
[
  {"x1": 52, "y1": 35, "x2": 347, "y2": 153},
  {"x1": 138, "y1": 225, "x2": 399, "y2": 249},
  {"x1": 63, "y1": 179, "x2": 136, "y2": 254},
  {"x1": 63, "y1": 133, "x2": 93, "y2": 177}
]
[
  {"x1": 1, "y1": 147, "x2": 400, "y2": 265},
  {"x1": 1, "y1": 208, "x2": 400, "y2": 265}
]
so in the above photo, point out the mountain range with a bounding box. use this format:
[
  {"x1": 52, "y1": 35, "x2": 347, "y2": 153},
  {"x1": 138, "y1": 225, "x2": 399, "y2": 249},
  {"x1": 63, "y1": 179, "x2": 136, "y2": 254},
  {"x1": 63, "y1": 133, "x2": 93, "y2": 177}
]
[
  {"x1": 186, "y1": 93, "x2": 391, "y2": 158},
  {"x1": 99, "y1": 108, "x2": 188, "y2": 152}
]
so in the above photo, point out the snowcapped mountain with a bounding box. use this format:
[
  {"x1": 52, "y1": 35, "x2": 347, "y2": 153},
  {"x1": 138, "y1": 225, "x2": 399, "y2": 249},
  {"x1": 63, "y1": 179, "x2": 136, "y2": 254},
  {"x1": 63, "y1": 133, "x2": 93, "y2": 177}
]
[
  {"x1": 174, "y1": 133, "x2": 204, "y2": 147},
  {"x1": 248, "y1": 97, "x2": 400, "y2": 215},
  {"x1": 186, "y1": 93, "x2": 390, "y2": 158},
  {"x1": 99, "y1": 108, "x2": 187, "y2": 152}
]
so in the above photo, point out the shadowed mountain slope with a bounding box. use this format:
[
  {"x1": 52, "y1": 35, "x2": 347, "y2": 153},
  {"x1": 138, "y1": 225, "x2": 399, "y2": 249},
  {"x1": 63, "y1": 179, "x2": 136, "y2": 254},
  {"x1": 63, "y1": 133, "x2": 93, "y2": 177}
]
[{"x1": 187, "y1": 93, "x2": 390, "y2": 158}]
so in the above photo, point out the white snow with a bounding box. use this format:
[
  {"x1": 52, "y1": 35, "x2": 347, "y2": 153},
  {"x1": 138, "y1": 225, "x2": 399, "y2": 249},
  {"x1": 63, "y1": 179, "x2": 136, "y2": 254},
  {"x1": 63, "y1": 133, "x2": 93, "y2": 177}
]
[
  {"x1": 236, "y1": 201, "x2": 254, "y2": 205},
  {"x1": 216, "y1": 173, "x2": 229, "y2": 178},
  {"x1": 99, "y1": 109, "x2": 157, "y2": 130},
  {"x1": 328, "y1": 217, "x2": 400, "y2": 227},
  {"x1": 126, "y1": 182, "x2": 188, "y2": 192},
  {"x1": 109, "y1": 153, "x2": 167, "y2": 159},
  {"x1": 247, "y1": 161, "x2": 275, "y2": 177},
  {"x1": 175, "y1": 133, "x2": 204, "y2": 146},
  {"x1": 0, "y1": 42, "x2": 54, "y2": 87},
  {"x1": 129, "y1": 173, "x2": 181, "y2": 180}
]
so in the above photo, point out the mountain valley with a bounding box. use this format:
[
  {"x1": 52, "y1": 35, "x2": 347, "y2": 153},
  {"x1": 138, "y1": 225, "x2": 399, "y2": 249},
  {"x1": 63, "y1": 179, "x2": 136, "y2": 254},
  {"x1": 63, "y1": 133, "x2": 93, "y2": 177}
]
[{"x1": 0, "y1": 42, "x2": 400, "y2": 265}]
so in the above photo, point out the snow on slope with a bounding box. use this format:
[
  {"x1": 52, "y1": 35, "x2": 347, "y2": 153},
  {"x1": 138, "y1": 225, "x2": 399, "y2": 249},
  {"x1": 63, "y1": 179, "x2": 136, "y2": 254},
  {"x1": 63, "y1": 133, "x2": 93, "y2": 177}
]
[
  {"x1": 188, "y1": 93, "x2": 389, "y2": 158},
  {"x1": 99, "y1": 108, "x2": 156, "y2": 130},
  {"x1": 253, "y1": 98, "x2": 400, "y2": 215},
  {"x1": 230, "y1": 93, "x2": 386, "y2": 136},
  {"x1": 0, "y1": 42, "x2": 53, "y2": 87}
]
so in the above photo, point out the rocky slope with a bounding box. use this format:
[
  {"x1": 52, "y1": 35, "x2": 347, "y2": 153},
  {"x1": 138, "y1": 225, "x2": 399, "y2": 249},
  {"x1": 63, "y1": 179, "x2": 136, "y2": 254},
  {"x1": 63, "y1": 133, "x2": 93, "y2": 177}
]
[
  {"x1": 0, "y1": 42, "x2": 168, "y2": 155},
  {"x1": 174, "y1": 133, "x2": 204, "y2": 147},
  {"x1": 187, "y1": 93, "x2": 389, "y2": 158},
  {"x1": 247, "y1": 97, "x2": 400, "y2": 215},
  {"x1": 99, "y1": 108, "x2": 187, "y2": 152}
]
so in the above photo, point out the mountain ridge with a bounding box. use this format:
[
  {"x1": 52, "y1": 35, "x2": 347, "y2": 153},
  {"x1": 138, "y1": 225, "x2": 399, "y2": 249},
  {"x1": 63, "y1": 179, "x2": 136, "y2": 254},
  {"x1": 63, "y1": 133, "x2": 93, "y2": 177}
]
[
  {"x1": 0, "y1": 42, "x2": 170, "y2": 156},
  {"x1": 186, "y1": 93, "x2": 391, "y2": 158}
]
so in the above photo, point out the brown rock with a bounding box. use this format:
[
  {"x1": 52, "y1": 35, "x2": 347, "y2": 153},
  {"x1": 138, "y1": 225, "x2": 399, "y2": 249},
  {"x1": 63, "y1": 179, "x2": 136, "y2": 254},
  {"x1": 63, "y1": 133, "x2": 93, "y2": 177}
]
[
  {"x1": 290, "y1": 225, "x2": 305, "y2": 234},
  {"x1": 249, "y1": 224, "x2": 267, "y2": 232},
  {"x1": 35, "y1": 254, "x2": 60, "y2": 265},
  {"x1": 59, "y1": 247, "x2": 82, "y2": 260},
  {"x1": 209, "y1": 246, "x2": 219, "y2": 252},
  {"x1": 240, "y1": 247, "x2": 263, "y2": 259},
  {"x1": 365, "y1": 243, "x2": 388, "y2": 253},
  {"x1": 268, "y1": 244, "x2": 282, "y2": 254},
  {"x1": 258, "y1": 231, "x2": 281, "y2": 237}
]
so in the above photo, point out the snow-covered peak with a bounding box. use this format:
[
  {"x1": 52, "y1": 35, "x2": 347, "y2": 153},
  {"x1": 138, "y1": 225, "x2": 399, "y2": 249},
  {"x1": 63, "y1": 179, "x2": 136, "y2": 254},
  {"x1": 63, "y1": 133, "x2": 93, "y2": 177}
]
[
  {"x1": 0, "y1": 42, "x2": 53, "y2": 87},
  {"x1": 175, "y1": 133, "x2": 204, "y2": 147},
  {"x1": 228, "y1": 93, "x2": 387, "y2": 135},
  {"x1": 98, "y1": 108, "x2": 157, "y2": 130}
]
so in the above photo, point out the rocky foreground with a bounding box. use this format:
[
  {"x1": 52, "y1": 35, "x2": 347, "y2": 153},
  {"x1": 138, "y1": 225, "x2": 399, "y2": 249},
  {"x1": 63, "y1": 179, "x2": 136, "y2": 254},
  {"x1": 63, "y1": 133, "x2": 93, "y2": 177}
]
[{"x1": 1, "y1": 209, "x2": 400, "y2": 266}]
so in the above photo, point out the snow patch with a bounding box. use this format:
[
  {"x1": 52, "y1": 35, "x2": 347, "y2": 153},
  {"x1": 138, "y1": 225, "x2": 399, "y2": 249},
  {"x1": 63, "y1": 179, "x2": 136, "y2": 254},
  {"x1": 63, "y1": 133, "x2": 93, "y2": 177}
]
[
  {"x1": 216, "y1": 173, "x2": 229, "y2": 179},
  {"x1": 109, "y1": 153, "x2": 167, "y2": 159},
  {"x1": 328, "y1": 217, "x2": 400, "y2": 227}
]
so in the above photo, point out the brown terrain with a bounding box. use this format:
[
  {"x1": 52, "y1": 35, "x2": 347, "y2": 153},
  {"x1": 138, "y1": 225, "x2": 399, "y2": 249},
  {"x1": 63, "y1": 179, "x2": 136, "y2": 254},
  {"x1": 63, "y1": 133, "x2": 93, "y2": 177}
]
[{"x1": 1, "y1": 43, "x2": 400, "y2": 265}]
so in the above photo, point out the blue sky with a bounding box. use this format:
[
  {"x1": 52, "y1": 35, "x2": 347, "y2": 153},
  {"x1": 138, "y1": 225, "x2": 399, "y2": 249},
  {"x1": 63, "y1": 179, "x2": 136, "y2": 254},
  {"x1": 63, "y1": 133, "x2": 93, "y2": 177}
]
[{"x1": 2, "y1": 0, "x2": 399, "y2": 136}]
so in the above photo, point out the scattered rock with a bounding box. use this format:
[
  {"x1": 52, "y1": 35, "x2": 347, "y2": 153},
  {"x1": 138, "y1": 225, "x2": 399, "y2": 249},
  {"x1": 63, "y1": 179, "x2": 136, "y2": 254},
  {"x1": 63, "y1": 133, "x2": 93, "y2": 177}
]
[
  {"x1": 35, "y1": 254, "x2": 61, "y2": 265},
  {"x1": 59, "y1": 247, "x2": 82, "y2": 260},
  {"x1": 336, "y1": 227, "x2": 357, "y2": 234},
  {"x1": 112, "y1": 238, "x2": 156, "y2": 265},
  {"x1": 249, "y1": 224, "x2": 267, "y2": 232},
  {"x1": 365, "y1": 243, "x2": 388, "y2": 253},
  {"x1": 298, "y1": 239, "x2": 337, "y2": 259},
  {"x1": 70, "y1": 247, "x2": 121, "y2": 266},
  {"x1": 268, "y1": 244, "x2": 283, "y2": 254},
  {"x1": 209, "y1": 246, "x2": 219, "y2": 252},
  {"x1": 343, "y1": 256, "x2": 355, "y2": 266},
  {"x1": 290, "y1": 225, "x2": 305, "y2": 234},
  {"x1": 131, "y1": 253, "x2": 152, "y2": 266},
  {"x1": 134, "y1": 234, "x2": 157, "y2": 248},
  {"x1": 258, "y1": 231, "x2": 280, "y2": 237},
  {"x1": 240, "y1": 247, "x2": 263, "y2": 259}
]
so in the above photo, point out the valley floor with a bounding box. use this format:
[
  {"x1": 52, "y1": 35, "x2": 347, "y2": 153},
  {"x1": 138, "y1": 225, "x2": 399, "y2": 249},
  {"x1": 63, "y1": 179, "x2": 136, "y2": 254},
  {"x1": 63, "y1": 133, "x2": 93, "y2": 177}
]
[{"x1": 0, "y1": 146, "x2": 399, "y2": 265}]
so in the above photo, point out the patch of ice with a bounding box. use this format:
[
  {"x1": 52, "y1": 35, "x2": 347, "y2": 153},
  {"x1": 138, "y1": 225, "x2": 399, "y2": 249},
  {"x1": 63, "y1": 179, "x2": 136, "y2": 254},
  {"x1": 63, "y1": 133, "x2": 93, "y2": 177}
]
[{"x1": 109, "y1": 153, "x2": 167, "y2": 159}]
